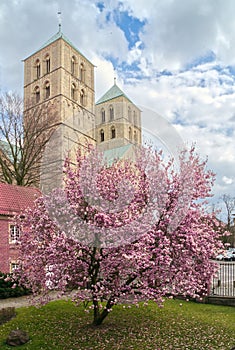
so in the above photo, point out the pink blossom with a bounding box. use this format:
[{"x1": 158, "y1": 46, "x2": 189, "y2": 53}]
[{"x1": 16, "y1": 146, "x2": 224, "y2": 325}]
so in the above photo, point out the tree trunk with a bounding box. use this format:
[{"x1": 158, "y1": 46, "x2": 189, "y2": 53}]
[
  {"x1": 92, "y1": 296, "x2": 114, "y2": 326},
  {"x1": 93, "y1": 308, "x2": 110, "y2": 326}
]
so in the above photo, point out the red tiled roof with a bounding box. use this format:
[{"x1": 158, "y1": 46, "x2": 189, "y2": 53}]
[{"x1": 0, "y1": 183, "x2": 40, "y2": 216}]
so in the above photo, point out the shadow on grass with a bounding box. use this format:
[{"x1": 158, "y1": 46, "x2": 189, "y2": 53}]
[{"x1": 0, "y1": 299, "x2": 234, "y2": 349}]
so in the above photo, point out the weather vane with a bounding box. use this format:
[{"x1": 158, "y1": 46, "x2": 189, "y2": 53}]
[
  {"x1": 114, "y1": 68, "x2": 116, "y2": 85},
  {"x1": 58, "y1": 11, "x2": 62, "y2": 32}
]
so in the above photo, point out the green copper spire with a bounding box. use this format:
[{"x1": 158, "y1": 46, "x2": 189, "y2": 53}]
[{"x1": 96, "y1": 82, "x2": 132, "y2": 105}]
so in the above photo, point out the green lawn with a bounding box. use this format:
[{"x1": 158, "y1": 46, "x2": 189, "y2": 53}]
[{"x1": 0, "y1": 298, "x2": 234, "y2": 349}]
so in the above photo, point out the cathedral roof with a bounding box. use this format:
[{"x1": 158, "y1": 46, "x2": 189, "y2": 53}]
[
  {"x1": 39, "y1": 29, "x2": 77, "y2": 52},
  {"x1": 103, "y1": 144, "x2": 133, "y2": 166},
  {"x1": 24, "y1": 29, "x2": 94, "y2": 65},
  {"x1": 96, "y1": 82, "x2": 133, "y2": 105}
]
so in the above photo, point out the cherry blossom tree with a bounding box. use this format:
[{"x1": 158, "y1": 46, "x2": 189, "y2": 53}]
[{"x1": 17, "y1": 146, "x2": 224, "y2": 326}]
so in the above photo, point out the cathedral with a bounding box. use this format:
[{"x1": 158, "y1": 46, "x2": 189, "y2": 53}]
[
  {"x1": 23, "y1": 27, "x2": 142, "y2": 191},
  {"x1": 0, "y1": 27, "x2": 142, "y2": 273}
]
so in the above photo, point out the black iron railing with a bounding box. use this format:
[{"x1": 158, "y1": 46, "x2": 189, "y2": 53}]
[{"x1": 210, "y1": 262, "x2": 235, "y2": 297}]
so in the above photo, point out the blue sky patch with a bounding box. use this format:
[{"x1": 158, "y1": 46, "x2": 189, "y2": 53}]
[
  {"x1": 112, "y1": 8, "x2": 146, "y2": 49},
  {"x1": 103, "y1": 54, "x2": 119, "y2": 68},
  {"x1": 96, "y1": 2, "x2": 105, "y2": 12},
  {"x1": 172, "y1": 111, "x2": 186, "y2": 126},
  {"x1": 103, "y1": 54, "x2": 144, "y2": 81},
  {"x1": 184, "y1": 51, "x2": 216, "y2": 71},
  {"x1": 156, "y1": 70, "x2": 173, "y2": 77}
]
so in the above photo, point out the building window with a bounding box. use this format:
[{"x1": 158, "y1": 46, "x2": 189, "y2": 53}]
[
  {"x1": 109, "y1": 106, "x2": 114, "y2": 121},
  {"x1": 134, "y1": 130, "x2": 138, "y2": 142},
  {"x1": 100, "y1": 129, "x2": 104, "y2": 142},
  {"x1": 36, "y1": 59, "x2": 40, "y2": 79},
  {"x1": 80, "y1": 63, "x2": 85, "y2": 82},
  {"x1": 80, "y1": 89, "x2": 85, "y2": 106},
  {"x1": 71, "y1": 56, "x2": 76, "y2": 75},
  {"x1": 101, "y1": 109, "x2": 105, "y2": 123},
  {"x1": 45, "y1": 55, "x2": 50, "y2": 74},
  {"x1": 9, "y1": 225, "x2": 20, "y2": 243},
  {"x1": 111, "y1": 126, "x2": 116, "y2": 139},
  {"x1": 71, "y1": 83, "x2": 76, "y2": 100},
  {"x1": 10, "y1": 262, "x2": 19, "y2": 272},
  {"x1": 35, "y1": 86, "x2": 40, "y2": 103},
  {"x1": 129, "y1": 127, "x2": 132, "y2": 141},
  {"x1": 45, "y1": 81, "x2": 50, "y2": 99}
]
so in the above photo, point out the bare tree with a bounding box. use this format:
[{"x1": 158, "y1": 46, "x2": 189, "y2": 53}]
[
  {"x1": 221, "y1": 195, "x2": 235, "y2": 228},
  {"x1": 221, "y1": 194, "x2": 235, "y2": 247},
  {"x1": 0, "y1": 92, "x2": 57, "y2": 186}
]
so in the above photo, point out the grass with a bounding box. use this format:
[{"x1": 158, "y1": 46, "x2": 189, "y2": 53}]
[
  {"x1": 0, "y1": 298, "x2": 234, "y2": 349},
  {"x1": 0, "y1": 308, "x2": 16, "y2": 326}
]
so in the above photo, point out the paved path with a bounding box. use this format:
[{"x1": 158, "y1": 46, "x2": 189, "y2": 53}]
[
  {"x1": 0, "y1": 295, "x2": 31, "y2": 309},
  {"x1": 0, "y1": 291, "x2": 75, "y2": 310}
]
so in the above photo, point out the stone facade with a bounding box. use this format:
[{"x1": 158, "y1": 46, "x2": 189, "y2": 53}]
[
  {"x1": 95, "y1": 94, "x2": 141, "y2": 152},
  {"x1": 24, "y1": 32, "x2": 95, "y2": 136},
  {"x1": 23, "y1": 31, "x2": 97, "y2": 191}
]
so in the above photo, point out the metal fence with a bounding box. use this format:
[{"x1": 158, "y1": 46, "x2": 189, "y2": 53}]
[{"x1": 210, "y1": 262, "x2": 235, "y2": 297}]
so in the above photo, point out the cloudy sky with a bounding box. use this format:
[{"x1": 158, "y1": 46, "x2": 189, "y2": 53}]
[{"x1": 0, "y1": 0, "x2": 235, "y2": 215}]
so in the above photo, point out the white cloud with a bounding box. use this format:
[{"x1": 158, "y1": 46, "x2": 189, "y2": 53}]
[
  {"x1": 92, "y1": 55, "x2": 115, "y2": 100},
  {"x1": 0, "y1": 0, "x2": 234, "y2": 205},
  {"x1": 222, "y1": 176, "x2": 234, "y2": 185}
]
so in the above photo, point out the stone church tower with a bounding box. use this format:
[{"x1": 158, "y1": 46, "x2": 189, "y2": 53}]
[
  {"x1": 23, "y1": 28, "x2": 96, "y2": 191},
  {"x1": 95, "y1": 79, "x2": 142, "y2": 152},
  {"x1": 23, "y1": 28, "x2": 141, "y2": 191}
]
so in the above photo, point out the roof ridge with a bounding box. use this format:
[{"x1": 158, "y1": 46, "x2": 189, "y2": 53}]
[
  {"x1": 24, "y1": 31, "x2": 94, "y2": 66},
  {"x1": 96, "y1": 83, "x2": 132, "y2": 105}
]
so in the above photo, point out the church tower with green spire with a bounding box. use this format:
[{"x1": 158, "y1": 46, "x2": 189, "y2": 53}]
[
  {"x1": 95, "y1": 79, "x2": 142, "y2": 152},
  {"x1": 23, "y1": 27, "x2": 96, "y2": 151},
  {"x1": 23, "y1": 28, "x2": 96, "y2": 190}
]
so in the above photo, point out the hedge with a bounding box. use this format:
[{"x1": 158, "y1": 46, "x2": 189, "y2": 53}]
[{"x1": 0, "y1": 272, "x2": 31, "y2": 299}]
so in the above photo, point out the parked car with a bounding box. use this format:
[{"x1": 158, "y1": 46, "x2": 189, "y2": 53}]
[
  {"x1": 228, "y1": 248, "x2": 235, "y2": 253},
  {"x1": 224, "y1": 250, "x2": 235, "y2": 261},
  {"x1": 216, "y1": 249, "x2": 235, "y2": 261},
  {"x1": 215, "y1": 253, "x2": 225, "y2": 261}
]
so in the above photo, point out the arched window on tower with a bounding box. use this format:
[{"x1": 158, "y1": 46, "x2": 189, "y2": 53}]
[
  {"x1": 129, "y1": 127, "x2": 132, "y2": 141},
  {"x1": 71, "y1": 83, "x2": 77, "y2": 100},
  {"x1": 71, "y1": 56, "x2": 76, "y2": 75},
  {"x1": 134, "y1": 130, "x2": 138, "y2": 143},
  {"x1": 80, "y1": 63, "x2": 85, "y2": 82},
  {"x1": 80, "y1": 89, "x2": 86, "y2": 106},
  {"x1": 109, "y1": 106, "x2": 114, "y2": 121},
  {"x1": 128, "y1": 107, "x2": 132, "y2": 122},
  {"x1": 35, "y1": 59, "x2": 40, "y2": 79},
  {"x1": 100, "y1": 129, "x2": 104, "y2": 142},
  {"x1": 111, "y1": 126, "x2": 116, "y2": 139},
  {"x1": 34, "y1": 86, "x2": 40, "y2": 103},
  {"x1": 45, "y1": 81, "x2": 50, "y2": 99},
  {"x1": 45, "y1": 54, "x2": 50, "y2": 74},
  {"x1": 101, "y1": 108, "x2": 105, "y2": 123}
]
